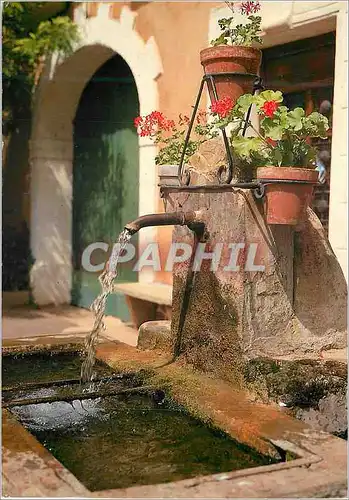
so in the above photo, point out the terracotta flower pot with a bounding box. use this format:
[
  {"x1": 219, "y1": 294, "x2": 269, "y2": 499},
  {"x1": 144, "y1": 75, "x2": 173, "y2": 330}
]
[
  {"x1": 257, "y1": 167, "x2": 319, "y2": 225},
  {"x1": 200, "y1": 45, "x2": 262, "y2": 105}
]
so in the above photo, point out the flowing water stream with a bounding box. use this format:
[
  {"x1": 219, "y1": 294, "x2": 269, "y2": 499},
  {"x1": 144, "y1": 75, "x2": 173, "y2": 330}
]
[{"x1": 80, "y1": 229, "x2": 132, "y2": 383}]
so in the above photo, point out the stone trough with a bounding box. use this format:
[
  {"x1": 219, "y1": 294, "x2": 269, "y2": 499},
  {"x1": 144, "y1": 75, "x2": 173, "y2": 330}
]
[
  {"x1": 2, "y1": 333, "x2": 347, "y2": 498},
  {"x1": 2, "y1": 171, "x2": 347, "y2": 497}
]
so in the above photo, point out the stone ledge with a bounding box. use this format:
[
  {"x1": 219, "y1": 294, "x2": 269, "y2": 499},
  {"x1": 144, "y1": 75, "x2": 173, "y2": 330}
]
[
  {"x1": 2, "y1": 409, "x2": 90, "y2": 497},
  {"x1": 2, "y1": 339, "x2": 347, "y2": 498},
  {"x1": 94, "y1": 341, "x2": 348, "y2": 499},
  {"x1": 137, "y1": 320, "x2": 172, "y2": 352}
]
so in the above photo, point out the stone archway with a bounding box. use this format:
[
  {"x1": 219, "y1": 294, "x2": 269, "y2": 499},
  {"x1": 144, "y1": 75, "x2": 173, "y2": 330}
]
[{"x1": 30, "y1": 4, "x2": 163, "y2": 305}]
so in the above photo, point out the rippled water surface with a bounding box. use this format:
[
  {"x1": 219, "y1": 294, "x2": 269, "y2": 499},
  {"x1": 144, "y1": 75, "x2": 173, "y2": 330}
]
[
  {"x1": 2, "y1": 351, "x2": 113, "y2": 388},
  {"x1": 3, "y1": 352, "x2": 276, "y2": 492},
  {"x1": 11, "y1": 393, "x2": 275, "y2": 492}
]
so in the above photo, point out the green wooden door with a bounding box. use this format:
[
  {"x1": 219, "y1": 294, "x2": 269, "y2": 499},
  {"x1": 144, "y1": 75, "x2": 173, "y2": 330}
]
[{"x1": 72, "y1": 55, "x2": 139, "y2": 320}]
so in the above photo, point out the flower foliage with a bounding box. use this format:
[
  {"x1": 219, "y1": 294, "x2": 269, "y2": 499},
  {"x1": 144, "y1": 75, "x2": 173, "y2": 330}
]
[
  {"x1": 14, "y1": 15, "x2": 80, "y2": 66},
  {"x1": 210, "y1": 90, "x2": 329, "y2": 168},
  {"x1": 134, "y1": 111, "x2": 219, "y2": 165},
  {"x1": 3, "y1": 2, "x2": 80, "y2": 130},
  {"x1": 211, "y1": 1, "x2": 262, "y2": 47}
]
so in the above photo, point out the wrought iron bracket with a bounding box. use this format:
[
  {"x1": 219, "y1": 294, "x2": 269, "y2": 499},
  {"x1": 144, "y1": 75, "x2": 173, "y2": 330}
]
[
  {"x1": 177, "y1": 72, "x2": 264, "y2": 186},
  {"x1": 252, "y1": 178, "x2": 320, "y2": 200},
  {"x1": 160, "y1": 178, "x2": 319, "y2": 200}
]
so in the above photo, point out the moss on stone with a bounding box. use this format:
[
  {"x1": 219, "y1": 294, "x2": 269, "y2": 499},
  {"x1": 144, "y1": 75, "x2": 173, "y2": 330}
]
[
  {"x1": 171, "y1": 270, "x2": 243, "y2": 385},
  {"x1": 245, "y1": 358, "x2": 347, "y2": 409}
]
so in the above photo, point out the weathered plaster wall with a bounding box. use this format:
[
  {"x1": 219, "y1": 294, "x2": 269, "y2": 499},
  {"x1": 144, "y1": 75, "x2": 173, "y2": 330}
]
[
  {"x1": 30, "y1": 1, "x2": 218, "y2": 303},
  {"x1": 133, "y1": 2, "x2": 215, "y2": 285}
]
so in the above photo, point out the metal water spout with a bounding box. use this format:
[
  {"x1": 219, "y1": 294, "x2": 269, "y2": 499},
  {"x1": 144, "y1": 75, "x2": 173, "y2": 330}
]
[
  {"x1": 123, "y1": 210, "x2": 207, "y2": 361},
  {"x1": 124, "y1": 211, "x2": 206, "y2": 236},
  {"x1": 82, "y1": 210, "x2": 206, "y2": 383}
]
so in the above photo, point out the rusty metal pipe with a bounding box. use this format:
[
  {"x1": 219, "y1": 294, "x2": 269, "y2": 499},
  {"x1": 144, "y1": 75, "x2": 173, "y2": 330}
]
[{"x1": 124, "y1": 211, "x2": 205, "y2": 235}]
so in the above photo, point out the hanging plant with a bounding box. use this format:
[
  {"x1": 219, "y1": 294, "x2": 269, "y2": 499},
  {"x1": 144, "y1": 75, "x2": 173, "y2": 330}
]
[
  {"x1": 211, "y1": 90, "x2": 329, "y2": 168},
  {"x1": 200, "y1": 1, "x2": 263, "y2": 105},
  {"x1": 134, "y1": 111, "x2": 219, "y2": 165},
  {"x1": 210, "y1": 90, "x2": 330, "y2": 225}
]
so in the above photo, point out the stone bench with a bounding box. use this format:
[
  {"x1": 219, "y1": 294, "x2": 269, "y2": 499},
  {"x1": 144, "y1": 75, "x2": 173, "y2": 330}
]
[{"x1": 113, "y1": 282, "x2": 172, "y2": 328}]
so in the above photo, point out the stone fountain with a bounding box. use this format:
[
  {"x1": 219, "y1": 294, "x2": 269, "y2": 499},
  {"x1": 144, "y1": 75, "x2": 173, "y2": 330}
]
[
  {"x1": 139, "y1": 137, "x2": 347, "y2": 438},
  {"x1": 2, "y1": 129, "x2": 347, "y2": 500},
  {"x1": 3, "y1": 161, "x2": 348, "y2": 497}
]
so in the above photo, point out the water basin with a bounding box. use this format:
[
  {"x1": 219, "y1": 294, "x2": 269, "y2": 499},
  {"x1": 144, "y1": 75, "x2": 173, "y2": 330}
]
[
  {"x1": 2, "y1": 350, "x2": 276, "y2": 492},
  {"x1": 2, "y1": 350, "x2": 112, "y2": 387}
]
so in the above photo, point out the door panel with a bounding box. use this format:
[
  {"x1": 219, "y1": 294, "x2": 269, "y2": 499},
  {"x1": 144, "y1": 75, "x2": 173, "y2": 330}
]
[{"x1": 72, "y1": 55, "x2": 139, "y2": 319}]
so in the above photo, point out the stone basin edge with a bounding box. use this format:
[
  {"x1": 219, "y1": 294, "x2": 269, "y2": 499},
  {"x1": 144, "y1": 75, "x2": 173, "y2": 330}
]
[{"x1": 2, "y1": 335, "x2": 347, "y2": 498}]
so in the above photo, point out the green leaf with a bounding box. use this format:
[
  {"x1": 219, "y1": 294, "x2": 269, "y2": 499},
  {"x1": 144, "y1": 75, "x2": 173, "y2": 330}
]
[
  {"x1": 260, "y1": 117, "x2": 284, "y2": 140},
  {"x1": 235, "y1": 93, "x2": 256, "y2": 113},
  {"x1": 303, "y1": 112, "x2": 329, "y2": 139},
  {"x1": 211, "y1": 34, "x2": 228, "y2": 46},
  {"x1": 212, "y1": 11, "x2": 262, "y2": 47},
  {"x1": 273, "y1": 148, "x2": 283, "y2": 166},
  {"x1": 3, "y1": 4, "x2": 81, "y2": 130},
  {"x1": 218, "y1": 17, "x2": 232, "y2": 29},
  {"x1": 278, "y1": 108, "x2": 290, "y2": 130},
  {"x1": 287, "y1": 108, "x2": 305, "y2": 131},
  {"x1": 232, "y1": 136, "x2": 265, "y2": 159},
  {"x1": 259, "y1": 90, "x2": 283, "y2": 103}
]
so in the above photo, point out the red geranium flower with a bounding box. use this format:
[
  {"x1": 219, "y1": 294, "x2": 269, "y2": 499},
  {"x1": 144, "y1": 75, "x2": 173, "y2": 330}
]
[
  {"x1": 261, "y1": 100, "x2": 279, "y2": 118},
  {"x1": 134, "y1": 116, "x2": 142, "y2": 127},
  {"x1": 210, "y1": 97, "x2": 234, "y2": 118},
  {"x1": 266, "y1": 137, "x2": 277, "y2": 147},
  {"x1": 149, "y1": 111, "x2": 164, "y2": 123},
  {"x1": 240, "y1": 0, "x2": 261, "y2": 15},
  {"x1": 167, "y1": 119, "x2": 176, "y2": 130},
  {"x1": 134, "y1": 111, "x2": 175, "y2": 136}
]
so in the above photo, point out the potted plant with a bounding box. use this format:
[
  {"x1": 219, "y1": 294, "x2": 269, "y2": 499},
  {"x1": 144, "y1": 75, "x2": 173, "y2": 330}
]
[
  {"x1": 201, "y1": 0, "x2": 262, "y2": 105},
  {"x1": 211, "y1": 90, "x2": 329, "y2": 225},
  {"x1": 134, "y1": 110, "x2": 218, "y2": 185}
]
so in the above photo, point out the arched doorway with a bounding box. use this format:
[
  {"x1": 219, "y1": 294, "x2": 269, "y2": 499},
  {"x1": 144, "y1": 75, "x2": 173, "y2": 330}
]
[
  {"x1": 72, "y1": 54, "x2": 139, "y2": 318},
  {"x1": 29, "y1": 6, "x2": 162, "y2": 306}
]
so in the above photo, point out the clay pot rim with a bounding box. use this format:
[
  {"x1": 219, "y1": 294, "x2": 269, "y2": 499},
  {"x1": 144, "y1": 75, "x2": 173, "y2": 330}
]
[
  {"x1": 200, "y1": 45, "x2": 262, "y2": 59},
  {"x1": 257, "y1": 166, "x2": 317, "y2": 172},
  {"x1": 257, "y1": 166, "x2": 318, "y2": 182}
]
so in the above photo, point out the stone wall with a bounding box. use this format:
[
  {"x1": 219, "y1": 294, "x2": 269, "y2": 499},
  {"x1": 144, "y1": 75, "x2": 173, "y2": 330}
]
[{"x1": 163, "y1": 188, "x2": 347, "y2": 383}]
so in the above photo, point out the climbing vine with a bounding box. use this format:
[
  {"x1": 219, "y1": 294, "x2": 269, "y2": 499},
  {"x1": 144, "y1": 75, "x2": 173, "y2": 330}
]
[{"x1": 2, "y1": 2, "x2": 80, "y2": 132}]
